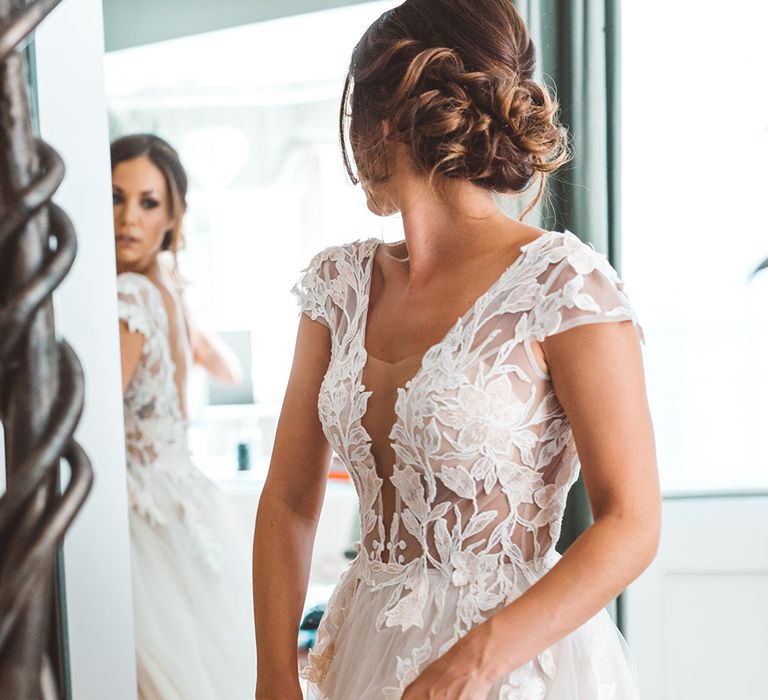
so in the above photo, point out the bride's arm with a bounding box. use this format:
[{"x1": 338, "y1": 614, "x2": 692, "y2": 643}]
[
  {"x1": 157, "y1": 254, "x2": 242, "y2": 386},
  {"x1": 253, "y1": 314, "x2": 333, "y2": 699},
  {"x1": 189, "y1": 321, "x2": 242, "y2": 385},
  {"x1": 404, "y1": 320, "x2": 660, "y2": 696}
]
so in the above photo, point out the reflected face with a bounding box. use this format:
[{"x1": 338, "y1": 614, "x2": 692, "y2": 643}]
[{"x1": 112, "y1": 155, "x2": 173, "y2": 273}]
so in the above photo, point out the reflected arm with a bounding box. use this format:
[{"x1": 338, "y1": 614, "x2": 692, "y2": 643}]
[{"x1": 190, "y1": 323, "x2": 242, "y2": 385}]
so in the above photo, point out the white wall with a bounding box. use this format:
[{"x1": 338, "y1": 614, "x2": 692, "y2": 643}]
[
  {"x1": 625, "y1": 495, "x2": 768, "y2": 700},
  {"x1": 34, "y1": 1, "x2": 137, "y2": 698}
]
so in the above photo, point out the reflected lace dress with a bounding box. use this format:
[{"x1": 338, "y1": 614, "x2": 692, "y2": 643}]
[
  {"x1": 117, "y1": 272, "x2": 255, "y2": 700},
  {"x1": 292, "y1": 231, "x2": 642, "y2": 699}
]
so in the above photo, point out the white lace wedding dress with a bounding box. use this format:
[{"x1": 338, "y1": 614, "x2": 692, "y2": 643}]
[
  {"x1": 118, "y1": 272, "x2": 255, "y2": 699},
  {"x1": 292, "y1": 230, "x2": 642, "y2": 699}
]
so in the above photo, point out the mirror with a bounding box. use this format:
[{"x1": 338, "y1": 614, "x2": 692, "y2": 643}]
[{"x1": 103, "y1": 2, "x2": 401, "y2": 695}]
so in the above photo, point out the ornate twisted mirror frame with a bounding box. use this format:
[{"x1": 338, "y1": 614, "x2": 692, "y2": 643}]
[{"x1": 0, "y1": 0, "x2": 93, "y2": 697}]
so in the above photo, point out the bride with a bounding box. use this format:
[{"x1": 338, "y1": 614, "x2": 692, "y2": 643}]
[
  {"x1": 112, "y1": 133, "x2": 255, "y2": 699},
  {"x1": 253, "y1": 1, "x2": 659, "y2": 698}
]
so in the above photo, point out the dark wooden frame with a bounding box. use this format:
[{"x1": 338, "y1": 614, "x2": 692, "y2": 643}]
[{"x1": 0, "y1": 0, "x2": 93, "y2": 697}]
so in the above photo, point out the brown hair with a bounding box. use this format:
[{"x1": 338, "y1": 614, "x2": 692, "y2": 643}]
[
  {"x1": 340, "y1": 0, "x2": 569, "y2": 214},
  {"x1": 110, "y1": 134, "x2": 188, "y2": 254}
]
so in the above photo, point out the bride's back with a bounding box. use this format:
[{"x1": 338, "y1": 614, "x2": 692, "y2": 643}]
[
  {"x1": 117, "y1": 272, "x2": 190, "y2": 473},
  {"x1": 150, "y1": 271, "x2": 193, "y2": 419}
]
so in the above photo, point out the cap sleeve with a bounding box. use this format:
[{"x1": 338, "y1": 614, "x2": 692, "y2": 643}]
[
  {"x1": 291, "y1": 246, "x2": 339, "y2": 330},
  {"x1": 117, "y1": 273, "x2": 159, "y2": 337},
  {"x1": 529, "y1": 232, "x2": 644, "y2": 342}
]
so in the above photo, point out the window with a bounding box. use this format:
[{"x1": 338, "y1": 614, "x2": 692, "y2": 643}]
[{"x1": 621, "y1": 1, "x2": 768, "y2": 491}]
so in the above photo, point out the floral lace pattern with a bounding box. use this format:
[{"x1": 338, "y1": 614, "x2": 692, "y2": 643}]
[
  {"x1": 293, "y1": 231, "x2": 641, "y2": 696},
  {"x1": 118, "y1": 273, "x2": 223, "y2": 574}
]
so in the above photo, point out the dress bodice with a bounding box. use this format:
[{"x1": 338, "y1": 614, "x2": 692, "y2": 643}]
[
  {"x1": 118, "y1": 273, "x2": 188, "y2": 463},
  {"x1": 292, "y1": 231, "x2": 642, "y2": 640},
  {"x1": 117, "y1": 273, "x2": 208, "y2": 534}
]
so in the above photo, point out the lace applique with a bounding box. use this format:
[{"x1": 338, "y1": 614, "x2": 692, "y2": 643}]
[
  {"x1": 300, "y1": 560, "x2": 364, "y2": 687},
  {"x1": 520, "y1": 234, "x2": 643, "y2": 344},
  {"x1": 291, "y1": 244, "x2": 352, "y2": 329},
  {"x1": 499, "y1": 660, "x2": 547, "y2": 700},
  {"x1": 118, "y1": 274, "x2": 154, "y2": 337},
  {"x1": 294, "y1": 231, "x2": 642, "y2": 693},
  {"x1": 389, "y1": 638, "x2": 433, "y2": 694}
]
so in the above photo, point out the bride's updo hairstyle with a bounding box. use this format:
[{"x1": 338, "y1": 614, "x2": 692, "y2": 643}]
[{"x1": 340, "y1": 0, "x2": 569, "y2": 212}]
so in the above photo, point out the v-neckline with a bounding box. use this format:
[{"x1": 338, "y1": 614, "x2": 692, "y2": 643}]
[
  {"x1": 351, "y1": 231, "x2": 553, "y2": 559},
  {"x1": 359, "y1": 231, "x2": 552, "y2": 371},
  {"x1": 353, "y1": 231, "x2": 555, "y2": 464}
]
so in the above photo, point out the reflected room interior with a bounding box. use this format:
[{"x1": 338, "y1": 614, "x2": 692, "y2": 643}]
[{"x1": 103, "y1": 0, "x2": 409, "y2": 666}]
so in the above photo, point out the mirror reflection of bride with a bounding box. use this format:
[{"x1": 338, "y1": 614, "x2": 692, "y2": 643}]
[{"x1": 111, "y1": 134, "x2": 255, "y2": 698}]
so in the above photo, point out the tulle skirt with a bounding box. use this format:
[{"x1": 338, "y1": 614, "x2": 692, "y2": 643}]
[
  {"x1": 129, "y1": 474, "x2": 255, "y2": 699},
  {"x1": 302, "y1": 559, "x2": 639, "y2": 699}
]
